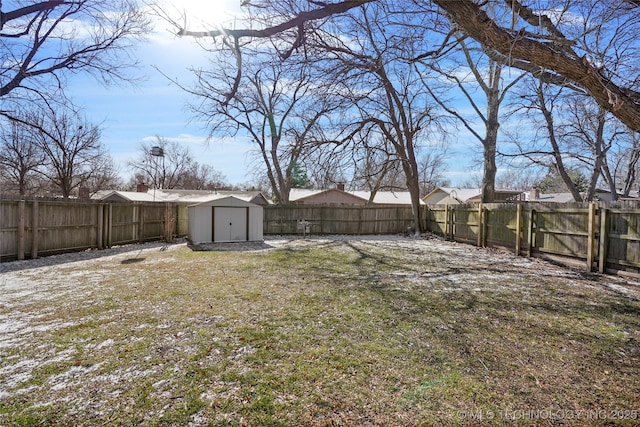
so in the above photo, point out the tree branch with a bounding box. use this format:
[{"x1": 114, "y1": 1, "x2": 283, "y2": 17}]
[
  {"x1": 0, "y1": 1, "x2": 66, "y2": 31},
  {"x1": 177, "y1": 0, "x2": 373, "y2": 39},
  {"x1": 433, "y1": 0, "x2": 640, "y2": 132}
]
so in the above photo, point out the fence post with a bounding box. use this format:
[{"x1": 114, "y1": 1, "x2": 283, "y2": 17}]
[
  {"x1": 598, "y1": 207, "x2": 609, "y2": 274},
  {"x1": 423, "y1": 205, "x2": 429, "y2": 233},
  {"x1": 444, "y1": 204, "x2": 449, "y2": 239},
  {"x1": 17, "y1": 200, "x2": 25, "y2": 260},
  {"x1": 164, "y1": 202, "x2": 174, "y2": 242},
  {"x1": 97, "y1": 204, "x2": 104, "y2": 249},
  {"x1": 483, "y1": 205, "x2": 489, "y2": 247},
  {"x1": 31, "y1": 201, "x2": 39, "y2": 259},
  {"x1": 138, "y1": 205, "x2": 144, "y2": 243},
  {"x1": 450, "y1": 207, "x2": 455, "y2": 241},
  {"x1": 477, "y1": 204, "x2": 483, "y2": 247},
  {"x1": 106, "y1": 203, "x2": 113, "y2": 248},
  {"x1": 527, "y1": 208, "x2": 536, "y2": 258},
  {"x1": 587, "y1": 202, "x2": 597, "y2": 272},
  {"x1": 515, "y1": 204, "x2": 522, "y2": 256}
]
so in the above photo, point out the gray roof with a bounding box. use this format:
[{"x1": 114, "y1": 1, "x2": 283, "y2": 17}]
[
  {"x1": 92, "y1": 189, "x2": 270, "y2": 204},
  {"x1": 289, "y1": 188, "x2": 423, "y2": 205}
]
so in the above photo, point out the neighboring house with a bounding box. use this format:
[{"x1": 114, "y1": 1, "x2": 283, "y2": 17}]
[
  {"x1": 289, "y1": 186, "x2": 424, "y2": 205},
  {"x1": 466, "y1": 190, "x2": 527, "y2": 203},
  {"x1": 529, "y1": 188, "x2": 620, "y2": 203},
  {"x1": 423, "y1": 187, "x2": 531, "y2": 205},
  {"x1": 423, "y1": 186, "x2": 624, "y2": 205},
  {"x1": 422, "y1": 187, "x2": 482, "y2": 205},
  {"x1": 92, "y1": 185, "x2": 271, "y2": 206}
]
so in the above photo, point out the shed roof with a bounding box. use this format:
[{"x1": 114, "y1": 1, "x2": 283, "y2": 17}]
[
  {"x1": 93, "y1": 189, "x2": 270, "y2": 205},
  {"x1": 188, "y1": 195, "x2": 262, "y2": 208}
]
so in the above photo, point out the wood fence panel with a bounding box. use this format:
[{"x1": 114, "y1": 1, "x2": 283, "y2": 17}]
[
  {"x1": 319, "y1": 206, "x2": 346, "y2": 234},
  {"x1": 263, "y1": 205, "x2": 417, "y2": 235},
  {"x1": 0, "y1": 200, "x2": 182, "y2": 261},
  {"x1": 0, "y1": 201, "x2": 19, "y2": 261},
  {"x1": 605, "y1": 209, "x2": 640, "y2": 274},
  {"x1": 36, "y1": 202, "x2": 98, "y2": 256},
  {"x1": 425, "y1": 206, "x2": 447, "y2": 236},
  {"x1": 141, "y1": 204, "x2": 166, "y2": 242},
  {"x1": 430, "y1": 203, "x2": 638, "y2": 275},
  {"x1": 263, "y1": 205, "x2": 321, "y2": 234},
  {"x1": 110, "y1": 204, "x2": 138, "y2": 245},
  {"x1": 359, "y1": 207, "x2": 381, "y2": 234},
  {"x1": 484, "y1": 205, "x2": 519, "y2": 250},
  {"x1": 534, "y1": 208, "x2": 590, "y2": 258},
  {"x1": 451, "y1": 206, "x2": 480, "y2": 244},
  {"x1": 176, "y1": 205, "x2": 189, "y2": 236}
]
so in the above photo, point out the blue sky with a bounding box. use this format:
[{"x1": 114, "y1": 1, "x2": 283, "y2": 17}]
[
  {"x1": 63, "y1": 1, "x2": 258, "y2": 185},
  {"x1": 64, "y1": 1, "x2": 483, "y2": 188}
]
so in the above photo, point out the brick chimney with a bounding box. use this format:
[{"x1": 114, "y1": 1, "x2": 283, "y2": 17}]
[
  {"x1": 78, "y1": 187, "x2": 90, "y2": 200},
  {"x1": 529, "y1": 187, "x2": 540, "y2": 201},
  {"x1": 336, "y1": 182, "x2": 345, "y2": 191},
  {"x1": 137, "y1": 182, "x2": 149, "y2": 193}
]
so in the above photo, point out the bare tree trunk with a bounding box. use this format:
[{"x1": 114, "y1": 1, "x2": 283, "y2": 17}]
[
  {"x1": 621, "y1": 147, "x2": 640, "y2": 197},
  {"x1": 482, "y1": 94, "x2": 500, "y2": 203},
  {"x1": 537, "y1": 86, "x2": 583, "y2": 202},
  {"x1": 404, "y1": 168, "x2": 423, "y2": 234},
  {"x1": 601, "y1": 161, "x2": 618, "y2": 202}
]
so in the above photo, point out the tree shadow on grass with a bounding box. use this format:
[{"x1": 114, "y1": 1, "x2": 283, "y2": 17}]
[
  {"x1": 188, "y1": 241, "x2": 277, "y2": 252},
  {"x1": 120, "y1": 257, "x2": 146, "y2": 264}
]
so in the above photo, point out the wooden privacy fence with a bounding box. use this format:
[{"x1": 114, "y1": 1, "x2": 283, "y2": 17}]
[
  {"x1": 2, "y1": 199, "x2": 639, "y2": 276},
  {"x1": 263, "y1": 204, "x2": 427, "y2": 235},
  {"x1": 426, "y1": 203, "x2": 640, "y2": 276},
  {"x1": 0, "y1": 200, "x2": 188, "y2": 261}
]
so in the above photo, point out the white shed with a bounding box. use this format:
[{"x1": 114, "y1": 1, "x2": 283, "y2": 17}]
[{"x1": 188, "y1": 196, "x2": 263, "y2": 244}]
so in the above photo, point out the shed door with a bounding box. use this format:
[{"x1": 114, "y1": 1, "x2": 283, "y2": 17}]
[{"x1": 213, "y1": 207, "x2": 248, "y2": 242}]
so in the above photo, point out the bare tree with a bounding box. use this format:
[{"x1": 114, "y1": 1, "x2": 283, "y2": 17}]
[
  {"x1": 0, "y1": 117, "x2": 46, "y2": 195},
  {"x1": 417, "y1": 148, "x2": 449, "y2": 196},
  {"x1": 304, "y1": 146, "x2": 347, "y2": 190},
  {"x1": 561, "y1": 96, "x2": 628, "y2": 201},
  {"x1": 128, "y1": 137, "x2": 196, "y2": 190},
  {"x1": 311, "y1": 2, "x2": 443, "y2": 231},
  {"x1": 610, "y1": 132, "x2": 640, "y2": 197},
  {"x1": 509, "y1": 76, "x2": 635, "y2": 201},
  {"x1": 24, "y1": 107, "x2": 110, "y2": 198},
  {"x1": 509, "y1": 79, "x2": 584, "y2": 201},
  {"x1": 351, "y1": 136, "x2": 406, "y2": 202},
  {"x1": 181, "y1": 163, "x2": 229, "y2": 190},
  {"x1": 419, "y1": 27, "x2": 526, "y2": 202},
  {"x1": 178, "y1": 44, "x2": 340, "y2": 204},
  {"x1": 495, "y1": 168, "x2": 543, "y2": 192},
  {"x1": 433, "y1": 0, "x2": 640, "y2": 132},
  {"x1": 1, "y1": 1, "x2": 149, "y2": 110},
  {"x1": 159, "y1": 0, "x2": 640, "y2": 210},
  {"x1": 82, "y1": 155, "x2": 123, "y2": 194}
]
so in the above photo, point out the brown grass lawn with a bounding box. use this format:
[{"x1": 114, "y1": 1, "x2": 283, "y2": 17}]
[{"x1": 0, "y1": 237, "x2": 639, "y2": 426}]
